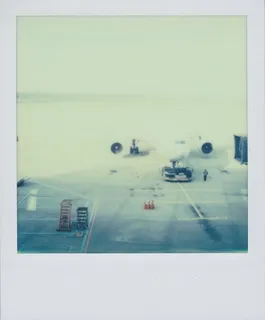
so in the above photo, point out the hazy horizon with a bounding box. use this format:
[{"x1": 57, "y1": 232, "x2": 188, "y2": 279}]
[{"x1": 17, "y1": 16, "x2": 246, "y2": 97}]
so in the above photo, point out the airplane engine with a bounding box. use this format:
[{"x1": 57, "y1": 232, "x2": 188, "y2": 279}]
[
  {"x1": 111, "y1": 142, "x2": 123, "y2": 154},
  {"x1": 200, "y1": 141, "x2": 213, "y2": 155},
  {"x1": 110, "y1": 139, "x2": 155, "y2": 158}
]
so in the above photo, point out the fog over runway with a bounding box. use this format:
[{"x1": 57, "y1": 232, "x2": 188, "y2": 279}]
[{"x1": 17, "y1": 95, "x2": 246, "y2": 178}]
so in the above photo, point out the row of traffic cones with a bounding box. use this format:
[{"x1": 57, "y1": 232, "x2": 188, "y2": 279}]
[{"x1": 144, "y1": 201, "x2": 155, "y2": 210}]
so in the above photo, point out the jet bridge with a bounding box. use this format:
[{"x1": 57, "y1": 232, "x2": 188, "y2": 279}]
[{"x1": 234, "y1": 134, "x2": 248, "y2": 164}]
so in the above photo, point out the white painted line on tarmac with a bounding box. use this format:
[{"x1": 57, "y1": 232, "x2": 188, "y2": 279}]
[
  {"x1": 26, "y1": 189, "x2": 38, "y2": 211},
  {"x1": 22, "y1": 206, "x2": 59, "y2": 210},
  {"x1": 17, "y1": 193, "x2": 30, "y2": 205},
  {"x1": 240, "y1": 189, "x2": 248, "y2": 201},
  {"x1": 206, "y1": 217, "x2": 228, "y2": 220},
  {"x1": 155, "y1": 200, "x2": 228, "y2": 205},
  {"x1": 80, "y1": 201, "x2": 98, "y2": 253},
  {"x1": 133, "y1": 188, "x2": 224, "y2": 193},
  {"x1": 177, "y1": 217, "x2": 228, "y2": 221},
  {"x1": 176, "y1": 189, "x2": 224, "y2": 192},
  {"x1": 30, "y1": 189, "x2": 38, "y2": 196},
  {"x1": 181, "y1": 189, "x2": 224, "y2": 192},
  {"x1": 177, "y1": 183, "x2": 203, "y2": 219},
  {"x1": 240, "y1": 188, "x2": 248, "y2": 195},
  {"x1": 31, "y1": 180, "x2": 88, "y2": 200},
  {"x1": 18, "y1": 232, "x2": 75, "y2": 235},
  {"x1": 18, "y1": 218, "x2": 58, "y2": 221}
]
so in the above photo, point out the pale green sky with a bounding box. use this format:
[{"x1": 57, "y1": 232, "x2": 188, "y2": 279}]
[{"x1": 17, "y1": 16, "x2": 246, "y2": 100}]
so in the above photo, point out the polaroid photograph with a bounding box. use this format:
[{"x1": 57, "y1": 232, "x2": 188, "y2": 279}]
[
  {"x1": 16, "y1": 15, "x2": 248, "y2": 254},
  {"x1": 1, "y1": 0, "x2": 264, "y2": 319},
  {"x1": 17, "y1": 16, "x2": 248, "y2": 254}
]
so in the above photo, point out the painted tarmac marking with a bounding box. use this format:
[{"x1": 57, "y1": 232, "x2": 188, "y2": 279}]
[
  {"x1": 177, "y1": 217, "x2": 228, "y2": 221},
  {"x1": 18, "y1": 218, "x2": 58, "y2": 221},
  {"x1": 19, "y1": 198, "x2": 91, "y2": 222},
  {"x1": 35, "y1": 196, "x2": 84, "y2": 201},
  {"x1": 133, "y1": 189, "x2": 224, "y2": 193},
  {"x1": 17, "y1": 193, "x2": 30, "y2": 205},
  {"x1": 26, "y1": 189, "x2": 39, "y2": 211},
  {"x1": 177, "y1": 183, "x2": 203, "y2": 218},
  {"x1": 26, "y1": 205, "x2": 74, "y2": 210},
  {"x1": 31, "y1": 180, "x2": 88, "y2": 200},
  {"x1": 19, "y1": 232, "x2": 74, "y2": 235},
  {"x1": 240, "y1": 189, "x2": 248, "y2": 201},
  {"x1": 29, "y1": 189, "x2": 38, "y2": 196},
  {"x1": 80, "y1": 201, "x2": 98, "y2": 253},
  {"x1": 181, "y1": 189, "x2": 223, "y2": 192},
  {"x1": 155, "y1": 200, "x2": 228, "y2": 205}
]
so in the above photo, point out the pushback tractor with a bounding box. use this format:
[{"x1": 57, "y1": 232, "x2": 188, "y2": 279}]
[{"x1": 161, "y1": 161, "x2": 193, "y2": 182}]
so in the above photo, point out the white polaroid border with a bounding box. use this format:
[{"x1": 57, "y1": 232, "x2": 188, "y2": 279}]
[{"x1": 1, "y1": 0, "x2": 264, "y2": 319}]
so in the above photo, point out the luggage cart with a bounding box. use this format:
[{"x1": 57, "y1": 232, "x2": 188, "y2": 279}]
[
  {"x1": 76, "y1": 207, "x2": 89, "y2": 230},
  {"x1": 56, "y1": 199, "x2": 72, "y2": 232}
]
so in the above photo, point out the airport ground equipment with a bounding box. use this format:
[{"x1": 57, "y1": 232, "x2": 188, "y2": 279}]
[
  {"x1": 111, "y1": 138, "x2": 153, "y2": 158},
  {"x1": 144, "y1": 201, "x2": 155, "y2": 210},
  {"x1": 130, "y1": 139, "x2": 139, "y2": 155},
  {"x1": 57, "y1": 199, "x2": 72, "y2": 232},
  {"x1": 234, "y1": 134, "x2": 248, "y2": 164},
  {"x1": 76, "y1": 207, "x2": 89, "y2": 230},
  {"x1": 162, "y1": 161, "x2": 193, "y2": 182}
]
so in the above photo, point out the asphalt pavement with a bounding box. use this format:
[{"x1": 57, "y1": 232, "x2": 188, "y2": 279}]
[{"x1": 17, "y1": 152, "x2": 248, "y2": 253}]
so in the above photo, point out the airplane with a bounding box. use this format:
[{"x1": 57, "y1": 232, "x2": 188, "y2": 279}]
[{"x1": 110, "y1": 135, "x2": 214, "y2": 163}]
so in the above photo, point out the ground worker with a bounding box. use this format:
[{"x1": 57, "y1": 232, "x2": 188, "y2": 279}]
[{"x1": 203, "y1": 169, "x2": 208, "y2": 181}]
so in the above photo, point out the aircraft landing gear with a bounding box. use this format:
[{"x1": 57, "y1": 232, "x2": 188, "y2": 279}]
[
  {"x1": 130, "y1": 139, "x2": 140, "y2": 155},
  {"x1": 130, "y1": 146, "x2": 139, "y2": 155}
]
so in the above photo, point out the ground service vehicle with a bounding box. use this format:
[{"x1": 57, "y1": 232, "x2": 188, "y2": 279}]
[{"x1": 162, "y1": 162, "x2": 193, "y2": 182}]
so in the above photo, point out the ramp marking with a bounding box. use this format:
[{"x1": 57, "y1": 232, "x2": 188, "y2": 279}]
[
  {"x1": 155, "y1": 200, "x2": 228, "y2": 205},
  {"x1": 177, "y1": 183, "x2": 203, "y2": 218},
  {"x1": 17, "y1": 193, "x2": 30, "y2": 205},
  {"x1": 177, "y1": 217, "x2": 228, "y2": 221},
  {"x1": 31, "y1": 180, "x2": 88, "y2": 200},
  {"x1": 26, "y1": 189, "x2": 39, "y2": 211},
  {"x1": 132, "y1": 188, "x2": 223, "y2": 193},
  {"x1": 80, "y1": 201, "x2": 98, "y2": 253},
  {"x1": 18, "y1": 218, "x2": 58, "y2": 221},
  {"x1": 19, "y1": 232, "x2": 74, "y2": 235}
]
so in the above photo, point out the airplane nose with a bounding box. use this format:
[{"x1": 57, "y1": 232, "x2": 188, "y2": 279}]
[
  {"x1": 201, "y1": 142, "x2": 213, "y2": 154},
  {"x1": 111, "y1": 142, "x2": 123, "y2": 154}
]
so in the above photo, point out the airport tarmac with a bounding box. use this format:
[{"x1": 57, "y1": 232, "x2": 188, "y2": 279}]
[{"x1": 17, "y1": 150, "x2": 248, "y2": 254}]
